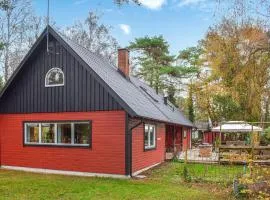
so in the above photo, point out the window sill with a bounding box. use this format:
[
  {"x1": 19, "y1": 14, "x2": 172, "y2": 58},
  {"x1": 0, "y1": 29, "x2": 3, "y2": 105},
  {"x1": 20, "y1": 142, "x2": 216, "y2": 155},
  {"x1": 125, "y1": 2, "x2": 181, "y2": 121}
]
[
  {"x1": 144, "y1": 146, "x2": 156, "y2": 151},
  {"x1": 24, "y1": 143, "x2": 90, "y2": 148}
]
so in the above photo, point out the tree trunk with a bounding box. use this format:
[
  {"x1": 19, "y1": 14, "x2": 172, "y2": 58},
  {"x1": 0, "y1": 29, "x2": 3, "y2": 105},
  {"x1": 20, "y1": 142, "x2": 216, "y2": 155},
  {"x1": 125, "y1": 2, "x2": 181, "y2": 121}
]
[{"x1": 4, "y1": 11, "x2": 11, "y2": 82}]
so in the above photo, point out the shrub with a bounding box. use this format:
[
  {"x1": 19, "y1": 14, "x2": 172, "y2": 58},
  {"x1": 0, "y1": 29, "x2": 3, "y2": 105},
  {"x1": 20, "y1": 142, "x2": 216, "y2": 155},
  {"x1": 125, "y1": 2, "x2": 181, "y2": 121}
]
[
  {"x1": 238, "y1": 164, "x2": 270, "y2": 199},
  {"x1": 182, "y1": 165, "x2": 191, "y2": 182}
]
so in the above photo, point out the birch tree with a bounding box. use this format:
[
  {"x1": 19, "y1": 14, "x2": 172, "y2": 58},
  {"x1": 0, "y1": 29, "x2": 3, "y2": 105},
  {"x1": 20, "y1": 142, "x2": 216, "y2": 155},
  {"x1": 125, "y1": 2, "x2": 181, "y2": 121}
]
[
  {"x1": 0, "y1": 0, "x2": 34, "y2": 81},
  {"x1": 114, "y1": 0, "x2": 140, "y2": 5},
  {"x1": 63, "y1": 11, "x2": 118, "y2": 64}
]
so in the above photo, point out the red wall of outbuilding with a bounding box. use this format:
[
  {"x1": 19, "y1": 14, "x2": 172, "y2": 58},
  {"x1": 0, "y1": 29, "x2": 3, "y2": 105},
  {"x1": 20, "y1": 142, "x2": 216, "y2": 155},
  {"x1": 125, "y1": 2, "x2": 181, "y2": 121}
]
[
  {"x1": 132, "y1": 122, "x2": 165, "y2": 173},
  {"x1": 182, "y1": 127, "x2": 192, "y2": 150},
  {"x1": 203, "y1": 132, "x2": 221, "y2": 144},
  {"x1": 0, "y1": 111, "x2": 126, "y2": 175}
]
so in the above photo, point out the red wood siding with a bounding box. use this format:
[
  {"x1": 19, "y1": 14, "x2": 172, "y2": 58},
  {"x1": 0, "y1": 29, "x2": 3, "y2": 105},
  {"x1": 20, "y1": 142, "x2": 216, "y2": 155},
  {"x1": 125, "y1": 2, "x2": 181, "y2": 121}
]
[
  {"x1": 203, "y1": 132, "x2": 222, "y2": 144},
  {"x1": 132, "y1": 123, "x2": 165, "y2": 173},
  {"x1": 0, "y1": 111, "x2": 126, "y2": 175},
  {"x1": 182, "y1": 127, "x2": 192, "y2": 150}
]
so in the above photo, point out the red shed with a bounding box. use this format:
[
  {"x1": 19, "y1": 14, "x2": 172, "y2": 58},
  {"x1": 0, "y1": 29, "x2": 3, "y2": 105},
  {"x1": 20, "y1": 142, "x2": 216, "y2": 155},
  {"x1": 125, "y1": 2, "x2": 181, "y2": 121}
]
[{"x1": 0, "y1": 26, "x2": 193, "y2": 178}]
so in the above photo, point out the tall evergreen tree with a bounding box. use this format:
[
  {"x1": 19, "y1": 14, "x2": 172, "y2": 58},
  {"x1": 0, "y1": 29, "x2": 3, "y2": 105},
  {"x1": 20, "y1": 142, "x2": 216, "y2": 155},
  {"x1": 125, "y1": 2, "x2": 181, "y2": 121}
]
[{"x1": 129, "y1": 36, "x2": 198, "y2": 100}]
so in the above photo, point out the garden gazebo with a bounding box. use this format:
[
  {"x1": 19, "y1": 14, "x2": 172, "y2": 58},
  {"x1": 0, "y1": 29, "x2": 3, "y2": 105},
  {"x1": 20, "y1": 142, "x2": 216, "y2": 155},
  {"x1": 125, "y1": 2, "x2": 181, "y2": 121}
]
[{"x1": 211, "y1": 121, "x2": 263, "y2": 146}]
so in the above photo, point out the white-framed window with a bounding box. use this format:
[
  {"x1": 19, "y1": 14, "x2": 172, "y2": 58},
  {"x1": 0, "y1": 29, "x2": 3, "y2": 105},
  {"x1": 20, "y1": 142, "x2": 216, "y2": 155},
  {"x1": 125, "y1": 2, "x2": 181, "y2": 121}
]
[
  {"x1": 24, "y1": 121, "x2": 91, "y2": 147},
  {"x1": 144, "y1": 124, "x2": 156, "y2": 150},
  {"x1": 45, "y1": 68, "x2": 64, "y2": 87}
]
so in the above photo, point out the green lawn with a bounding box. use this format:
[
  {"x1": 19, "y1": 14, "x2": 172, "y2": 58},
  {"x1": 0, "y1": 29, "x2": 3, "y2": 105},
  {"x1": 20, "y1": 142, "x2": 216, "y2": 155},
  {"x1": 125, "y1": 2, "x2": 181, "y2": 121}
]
[{"x1": 0, "y1": 162, "x2": 243, "y2": 200}]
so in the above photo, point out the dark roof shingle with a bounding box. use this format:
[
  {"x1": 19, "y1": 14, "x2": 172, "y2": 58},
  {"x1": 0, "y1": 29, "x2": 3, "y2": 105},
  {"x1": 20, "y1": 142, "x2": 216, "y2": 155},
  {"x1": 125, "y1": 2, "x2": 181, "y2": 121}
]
[{"x1": 58, "y1": 28, "x2": 193, "y2": 127}]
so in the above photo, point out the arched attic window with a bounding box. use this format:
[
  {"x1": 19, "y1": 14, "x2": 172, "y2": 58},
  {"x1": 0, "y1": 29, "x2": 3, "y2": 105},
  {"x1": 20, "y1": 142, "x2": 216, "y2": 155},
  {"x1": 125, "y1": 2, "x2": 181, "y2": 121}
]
[{"x1": 45, "y1": 68, "x2": 64, "y2": 87}]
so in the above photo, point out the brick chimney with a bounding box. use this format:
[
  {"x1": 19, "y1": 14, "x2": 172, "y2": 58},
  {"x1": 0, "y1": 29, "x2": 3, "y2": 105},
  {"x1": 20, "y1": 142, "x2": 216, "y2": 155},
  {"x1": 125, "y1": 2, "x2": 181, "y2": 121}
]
[{"x1": 118, "y1": 48, "x2": 130, "y2": 78}]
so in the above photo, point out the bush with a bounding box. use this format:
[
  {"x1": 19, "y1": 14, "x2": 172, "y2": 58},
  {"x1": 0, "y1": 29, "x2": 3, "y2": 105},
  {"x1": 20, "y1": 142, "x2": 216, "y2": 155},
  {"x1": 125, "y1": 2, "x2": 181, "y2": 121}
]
[
  {"x1": 238, "y1": 164, "x2": 270, "y2": 199},
  {"x1": 182, "y1": 165, "x2": 191, "y2": 182},
  {"x1": 260, "y1": 129, "x2": 270, "y2": 146}
]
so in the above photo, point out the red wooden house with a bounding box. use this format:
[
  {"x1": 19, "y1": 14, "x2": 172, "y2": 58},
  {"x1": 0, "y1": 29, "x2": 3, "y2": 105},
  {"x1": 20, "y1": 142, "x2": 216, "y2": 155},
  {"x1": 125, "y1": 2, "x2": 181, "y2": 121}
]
[{"x1": 0, "y1": 26, "x2": 193, "y2": 178}]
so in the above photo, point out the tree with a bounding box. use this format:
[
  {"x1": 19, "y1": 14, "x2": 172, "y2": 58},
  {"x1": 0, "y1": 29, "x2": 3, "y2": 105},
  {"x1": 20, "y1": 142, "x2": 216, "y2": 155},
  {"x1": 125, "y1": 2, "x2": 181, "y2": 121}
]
[
  {"x1": 129, "y1": 36, "x2": 198, "y2": 100},
  {"x1": 187, "y1": 84, "x2": 195, "y2": 122},
  {"x1": 196, "y1": 18, "x2": 270, "y2": 122},
  {"x1": 114, "y1": 0, "x2": 140, "y2": 5},
  {"x1": 26, "y1": 16, "x2": 56, "y2": 48},
  {"x1": 219, "y1": 0, "x2": 270, "y2": 19},
  {"x1": 63, "y1": 11, "x2": 118, "y2": 64},
  {"x1": 129, "y1": 36, "x2": 173, "y2": 94},
  {"x1": 0, "y1": 0, "x2": 34, "y2": 82},
  {"x1": 174, "y1": 46, "x2": 203, "y2": 121}
]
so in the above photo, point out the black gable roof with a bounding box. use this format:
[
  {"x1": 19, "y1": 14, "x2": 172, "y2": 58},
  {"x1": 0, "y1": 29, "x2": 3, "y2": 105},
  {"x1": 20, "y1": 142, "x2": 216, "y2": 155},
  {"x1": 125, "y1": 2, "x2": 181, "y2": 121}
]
[{"x1": 0, "y1": 26, "x2": 193, "y2": 127}]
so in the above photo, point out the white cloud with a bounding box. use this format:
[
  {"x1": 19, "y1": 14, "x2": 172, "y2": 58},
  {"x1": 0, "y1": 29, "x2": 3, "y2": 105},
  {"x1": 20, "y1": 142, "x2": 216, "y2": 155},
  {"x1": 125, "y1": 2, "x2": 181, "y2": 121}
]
[
  {"x1": 178, "y1": 0, "x2": 206, "y2": 7},
  {"x1": 138, "y1": 0, "x2": 167, "y2": 10},
  {"x1": 119, "y1": 24, "x2": 131, "y2": 35}
]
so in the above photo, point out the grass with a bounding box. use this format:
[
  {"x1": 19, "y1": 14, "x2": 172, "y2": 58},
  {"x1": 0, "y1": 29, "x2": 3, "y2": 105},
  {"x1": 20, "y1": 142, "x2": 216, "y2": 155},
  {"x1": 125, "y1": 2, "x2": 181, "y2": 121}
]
[
  {"x1": 144, "y1": 161, "x2": 244, "y2": 184},
  {"x1": 0, "y1": 162, "x2": 244, "y2": 200}
]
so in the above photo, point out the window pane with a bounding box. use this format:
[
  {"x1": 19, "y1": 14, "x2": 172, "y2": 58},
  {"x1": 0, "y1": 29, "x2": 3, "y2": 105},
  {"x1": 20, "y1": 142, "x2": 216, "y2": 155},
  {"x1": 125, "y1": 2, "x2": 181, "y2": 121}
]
[
  {"x1": 41, "y1": 123, "x2": 55, "y2": 143},
  {"x1": 45, "y1": 68, "x2": 64, "y2": 86},
  {"x1": 149, "y1": 126, "x2": 155, "y2": 146},
  {"x1": 144, "y1": 125, "x2": 149, "y2": 147},
  {"x1": 26, "y1": 123, "x2": 39, "y2": 143},
  {"x1": 74, "y1": 123, "x2": 90, "y2": 144},
  {"x1": 57, "y1": 124, "x2": 71, "y2": 144}
]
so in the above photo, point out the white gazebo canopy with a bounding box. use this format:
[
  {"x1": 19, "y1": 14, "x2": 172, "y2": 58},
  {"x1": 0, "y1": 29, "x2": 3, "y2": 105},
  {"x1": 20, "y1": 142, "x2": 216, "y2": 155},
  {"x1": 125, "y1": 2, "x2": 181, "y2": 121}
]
[{"x1": 211, "y1": 121, "x2": 263, "y2": 132}]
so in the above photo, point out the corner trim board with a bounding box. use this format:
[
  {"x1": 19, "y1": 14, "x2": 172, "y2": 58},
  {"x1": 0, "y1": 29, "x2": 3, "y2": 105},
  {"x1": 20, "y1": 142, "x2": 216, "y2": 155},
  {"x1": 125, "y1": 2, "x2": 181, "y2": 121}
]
[{"x1": 1, "y1": 165, "x2": 130, "y2": 179}]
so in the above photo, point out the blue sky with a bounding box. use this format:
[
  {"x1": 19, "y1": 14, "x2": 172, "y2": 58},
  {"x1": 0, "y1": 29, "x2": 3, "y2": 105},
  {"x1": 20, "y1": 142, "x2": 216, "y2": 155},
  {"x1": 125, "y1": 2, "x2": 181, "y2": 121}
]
[{"x1": 33, "y1": 0, "x2": 219, "y2": 55}]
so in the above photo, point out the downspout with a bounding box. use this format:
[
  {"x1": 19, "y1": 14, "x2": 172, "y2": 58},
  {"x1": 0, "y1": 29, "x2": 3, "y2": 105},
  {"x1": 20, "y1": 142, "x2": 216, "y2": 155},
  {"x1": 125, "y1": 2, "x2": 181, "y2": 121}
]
[{"x1": 125, "y1": 113, "x2": 143, "y2": 177}]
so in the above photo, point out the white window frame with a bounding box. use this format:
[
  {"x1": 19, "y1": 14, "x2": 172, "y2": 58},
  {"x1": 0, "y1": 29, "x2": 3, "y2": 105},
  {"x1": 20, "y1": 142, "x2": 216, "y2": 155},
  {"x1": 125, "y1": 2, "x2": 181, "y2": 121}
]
[
  {"x1": 24, "y1": 121, "x2": 90, "y2": 147},
  {"x1": 144, "y1": 124, "x2": 156, "y2": 150},
  {"x1": 45, "y1": 67, "x2": 65, "y2": 87},
  {"x1": 24, "y1": 123, "x2": 40, "y2": 144}
]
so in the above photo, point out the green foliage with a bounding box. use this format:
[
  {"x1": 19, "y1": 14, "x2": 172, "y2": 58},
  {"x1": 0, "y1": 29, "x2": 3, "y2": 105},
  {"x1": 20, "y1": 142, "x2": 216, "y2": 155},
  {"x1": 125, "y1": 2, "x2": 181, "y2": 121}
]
[
  {"x1": 167, "y1": 84, "x2": 177, "y2": 106},
  {"x1": 187, "y1": 85, "x2": 195, "y2": 122},
  {"x1": 194, "y1": 18, "x2": 270, "y2": 122},
  {"x1": 178, "y1": 46, "x2": 203, "y2": 68},
  {"x1": 182, "y1": 165, "x2": 191, "y2": 182},
  {"x1": 261, "y1": 128, "x2": 270, "y2": 145},
  {"x1": 233, "y1": 180, "x2": 248, "y2": 199},
  {"x1": 129, "y1": 35, "x2": 173, "y2": 93},
  {"x1": 211, "y1": 94, "x2": 241, "y2": 121},
  {"x1": 173, "y1": 45, "x2": 202, "y2": 120},
  {"x1": 160, "y1": 65, "x2": 198, "y2": 78},
  {"x1": 129, "y1": 36, "x2": 198, "y2": 104},
  {"x1": 129, "y1": 36, "x2": 170, "y2": 56}
]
